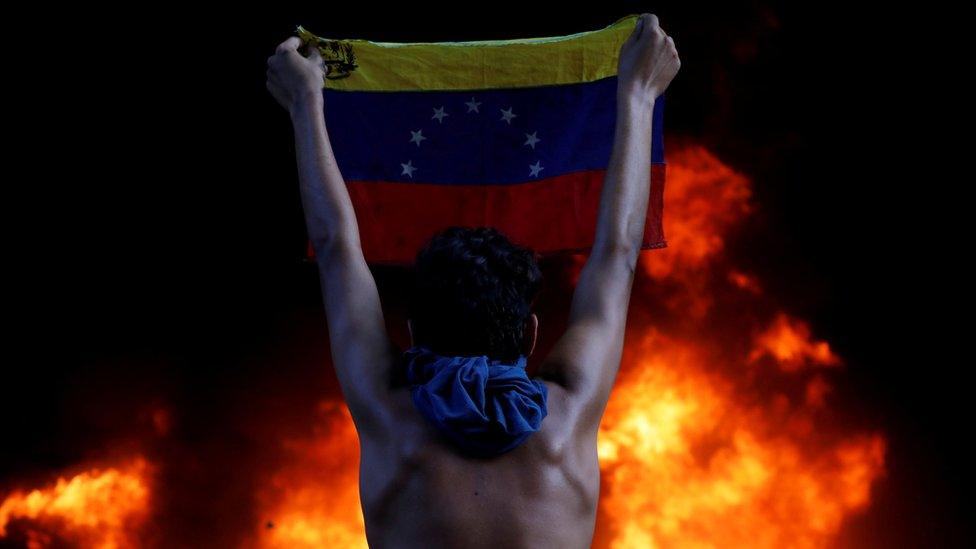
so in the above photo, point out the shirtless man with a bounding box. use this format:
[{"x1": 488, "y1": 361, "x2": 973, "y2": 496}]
[{"x1": 266, "y1": 13, "x2": 679, "y2": 548}]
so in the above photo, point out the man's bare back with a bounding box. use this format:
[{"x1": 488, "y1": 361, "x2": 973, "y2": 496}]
[
  {"x1": 267, "y1": 12, "x2": 679, "y2": 548},
  {"x1": 359, "y1": 382, "x2": 599, "y2": 549}
]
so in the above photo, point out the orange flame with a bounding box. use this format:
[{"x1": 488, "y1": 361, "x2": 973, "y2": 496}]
[
  {"x1": 751, "y1": 313, "x2": 841, "y2": 372},
  {"x1": 247, "y1": 143, "x2": 886, "y2": 548},
  {"x1": 248, "y1": 401, "x2": 366, "y2": 549},
  {"x1": 595, "y1": 330, "x2": 884, "y2": 548},
  {"x1": 0, "y1": 457, "x2": 151, "y2": 549},
  {"x1": 645, "y1": 145, "x2": 753, "y2": 279}
]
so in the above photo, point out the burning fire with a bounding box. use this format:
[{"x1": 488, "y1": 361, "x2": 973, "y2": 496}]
[
  {"x1": 249, "y1": 401, "x2": 367, "y2": 549},
  {"x1": 1, "y1": 144, "x2": 886, "y2": 548},
  {"x1": 596, "y1": 330, "x2": 884, "y2": 547},
  {"x1": 750, "y1": 313, "x2": 841, "y2": 372},
  {"x1": 0, "y1": 457, "x2": 151, "y2": 548}
]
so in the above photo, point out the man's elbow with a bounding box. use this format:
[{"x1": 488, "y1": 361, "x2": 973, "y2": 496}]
[
  {"x1": 311, "y1": 232, "x2": 361, "y2": 258},
  {"x1": 591, "y1": 240, "x2": 640, "y2": 275}
]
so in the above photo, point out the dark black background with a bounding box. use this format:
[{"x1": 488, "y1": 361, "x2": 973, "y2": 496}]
[{"x1": 4, "y1": 2, "x2": 968, "y2": 547}]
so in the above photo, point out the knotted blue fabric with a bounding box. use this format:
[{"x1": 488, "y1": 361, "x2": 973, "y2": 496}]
[{"x1": 403, "y1": 345, "x2": 549, "y2": 458}]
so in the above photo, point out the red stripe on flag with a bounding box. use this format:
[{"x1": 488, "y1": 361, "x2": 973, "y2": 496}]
[{"x1": 306, "y1": 164, "x2": 666, "y2": 265}]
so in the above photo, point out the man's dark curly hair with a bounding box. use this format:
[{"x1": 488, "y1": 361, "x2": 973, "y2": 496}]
[{"x1": 407, "y1": 226, "x2": 543, "y2": 362}]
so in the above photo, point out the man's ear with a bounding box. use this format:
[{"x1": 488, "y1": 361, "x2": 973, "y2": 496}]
[{"x1": 523, "y1": 313, "x2": 538, "y2": 357}]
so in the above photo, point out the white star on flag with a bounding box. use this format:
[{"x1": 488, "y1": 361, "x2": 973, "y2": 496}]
[
  {"x1": 465, "y1": 97, "x2": 482, "y2": 113},
  {"x1": 432, "y1": 106, "x2": 449, "y2": 123},
  {"x1": 529, "y1": 161, "x2": 544, "y2": 177},
  {"x1": 401, "y1": 160, "x2": 417, "y2": 178},
  {"x1": 524, "y1": 131, "x2": 541, "y2": 149},
  {"x1": 410, "y1": 129, "x2": 427, "y2": 147},
  {"x1": 500, "y1": 107, "x2": 517, "y2": 124}
]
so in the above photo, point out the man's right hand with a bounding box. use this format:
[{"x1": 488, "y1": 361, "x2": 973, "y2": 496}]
[
  {"x1": 267, "y1": 36, "x2": 327, "y2": 116},
  {"x1": 616, "y1": 14, "x2": 680, "y2": 101}
]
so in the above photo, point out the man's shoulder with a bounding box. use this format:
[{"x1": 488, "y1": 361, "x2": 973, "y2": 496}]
[{"x1": 531, "y1": 379, "x2": 596, "y2": 462}]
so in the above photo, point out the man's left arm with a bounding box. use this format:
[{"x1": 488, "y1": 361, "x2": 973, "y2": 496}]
[{"x1": 267, "y1": 37, "x2": 399, "y2": 440}]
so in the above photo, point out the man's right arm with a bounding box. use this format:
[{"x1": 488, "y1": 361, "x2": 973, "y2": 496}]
[{"x1": 536, "y1": 13, "x2": 679, "y2": 435}]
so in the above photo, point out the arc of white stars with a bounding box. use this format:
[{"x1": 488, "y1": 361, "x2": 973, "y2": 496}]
[
  {"x1": 524, "y1": 131, "x2": 541, "y2": 149},
  {"x1": 465, "y1": 97, "x2": 482, "y2": 113},
  {"x1": 432, "y1": 106, "x2": 449, "y2": 123},
  {"x1": 409, "y1": 129, "x2": 427, "y2": 147},
  {"x1": 500, "y1": 107, "x2": 517, "y2": 124},
  {"x1": 401, "y1": 160, "x2": 416, "y2": 178},
  {"x1": 529, "y1": 161, "x2": 544, "y2": 177}
]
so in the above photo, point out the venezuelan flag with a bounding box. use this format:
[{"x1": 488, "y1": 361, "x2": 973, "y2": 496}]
[{"x1": 297, "y1": 14, "x2": 665, "y2": 265}]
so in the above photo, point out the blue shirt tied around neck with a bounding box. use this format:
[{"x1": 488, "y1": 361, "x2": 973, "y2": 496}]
[{"x1": 403, "y1": 345, "x2": 549, "y2": 458}]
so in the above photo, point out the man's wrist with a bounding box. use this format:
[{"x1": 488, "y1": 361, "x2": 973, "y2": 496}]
[
  {"x1": 616, "y1": 89, "x2": 656, "y2": 117},
  {"x1": 289, "y1": 88, "x2": 325, "y2": 120}
]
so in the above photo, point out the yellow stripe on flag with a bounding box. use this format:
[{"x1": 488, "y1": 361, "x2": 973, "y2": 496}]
[{"x1": 295, "y1": 14, "x2": 639, "y2": 92}]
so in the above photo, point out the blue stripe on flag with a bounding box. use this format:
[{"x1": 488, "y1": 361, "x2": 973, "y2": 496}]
[{"x1": 323, "y1": 76, "x2": 665, "y2": 186}]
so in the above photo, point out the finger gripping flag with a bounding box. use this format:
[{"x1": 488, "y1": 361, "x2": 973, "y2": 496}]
[{"x1": 297, "y1": 14, "x2": 666, "y2": 265}]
